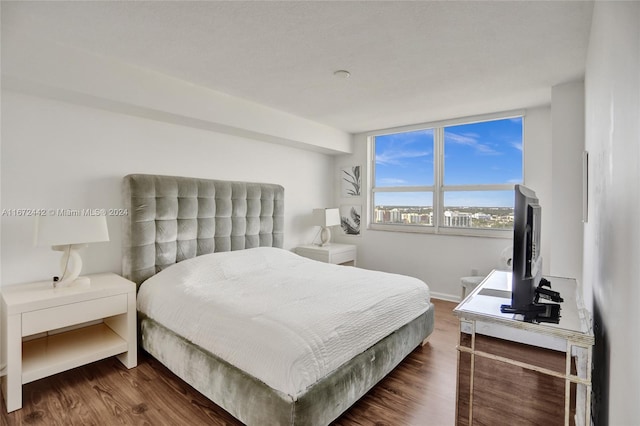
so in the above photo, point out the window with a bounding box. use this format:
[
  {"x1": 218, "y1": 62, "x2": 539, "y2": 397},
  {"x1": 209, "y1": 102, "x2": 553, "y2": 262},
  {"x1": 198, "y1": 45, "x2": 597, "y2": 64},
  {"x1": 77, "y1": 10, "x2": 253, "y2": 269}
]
[{"x1": 371, "y1": 113, "x2": 523, "y2": 236}]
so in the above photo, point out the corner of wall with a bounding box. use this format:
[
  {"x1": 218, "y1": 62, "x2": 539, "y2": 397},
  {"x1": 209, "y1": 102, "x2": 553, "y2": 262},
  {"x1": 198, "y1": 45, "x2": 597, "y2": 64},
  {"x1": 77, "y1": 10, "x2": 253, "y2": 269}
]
[{"x1": 550, "y1": 80, "x2": 585, "y2": 285}]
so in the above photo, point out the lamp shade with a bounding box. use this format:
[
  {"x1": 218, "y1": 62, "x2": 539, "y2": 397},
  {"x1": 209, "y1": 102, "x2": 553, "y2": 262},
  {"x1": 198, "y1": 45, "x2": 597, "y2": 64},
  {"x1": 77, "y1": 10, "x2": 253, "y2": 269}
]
[
  {"x1": 34, "y1": 214, "x2": 110, "y2": 247},
  {"x1": 313, "y1": 208, "x2": 341, "y2": 227}
]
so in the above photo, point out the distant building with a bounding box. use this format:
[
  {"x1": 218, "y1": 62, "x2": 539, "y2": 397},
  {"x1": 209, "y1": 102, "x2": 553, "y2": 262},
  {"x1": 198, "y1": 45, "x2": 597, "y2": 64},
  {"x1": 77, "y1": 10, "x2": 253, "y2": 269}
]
[
  {"x1": 390, "y1": 208, "x2": 402, "y2": 223},
  {"x1": 420, "y1": 213, "x2": 433, "y2": 225},
  {"x1": 472, "y1": 212, "x2": 492, "y2": 220},
  {"x1": 444, "y1": 210, "x2": 472, "y2": 227}
]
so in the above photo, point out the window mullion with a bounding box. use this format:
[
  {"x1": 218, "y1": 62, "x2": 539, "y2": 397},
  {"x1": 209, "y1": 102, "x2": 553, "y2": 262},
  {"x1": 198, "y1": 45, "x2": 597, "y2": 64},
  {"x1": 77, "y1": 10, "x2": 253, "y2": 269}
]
[
  {"x1": 442, "y1": 184, "x2": 516, "y2": 192},
  {"x1": 434, "y1": 127, "x2": 444, "y2": 231},
  {"x1": 373, "y1": 186, "x2": 434, "y2": 193},
  {"x1": 369, "y1": 136, "x2": 376, "y2": 229}
]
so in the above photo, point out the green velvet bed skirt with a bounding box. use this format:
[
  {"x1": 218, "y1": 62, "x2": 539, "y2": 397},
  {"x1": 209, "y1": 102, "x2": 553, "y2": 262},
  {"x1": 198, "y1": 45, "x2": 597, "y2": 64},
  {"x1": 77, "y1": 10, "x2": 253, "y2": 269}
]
[{"x1": 140, "y1": 303, "x2": 434, "y2": 426}]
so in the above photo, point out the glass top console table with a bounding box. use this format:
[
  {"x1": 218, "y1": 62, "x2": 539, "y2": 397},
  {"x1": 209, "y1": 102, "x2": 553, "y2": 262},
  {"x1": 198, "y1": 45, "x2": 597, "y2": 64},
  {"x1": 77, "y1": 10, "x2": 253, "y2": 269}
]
[{"x1": 453, "y1": 269, "x2": 594, "y2": 426}]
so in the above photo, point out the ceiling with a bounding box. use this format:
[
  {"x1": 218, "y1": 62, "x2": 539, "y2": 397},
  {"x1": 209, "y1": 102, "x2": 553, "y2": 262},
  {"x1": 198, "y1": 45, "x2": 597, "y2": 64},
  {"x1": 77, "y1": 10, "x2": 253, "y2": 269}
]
[{"x1": 2, "y1": 1, "x2": 594, "y2": 134}]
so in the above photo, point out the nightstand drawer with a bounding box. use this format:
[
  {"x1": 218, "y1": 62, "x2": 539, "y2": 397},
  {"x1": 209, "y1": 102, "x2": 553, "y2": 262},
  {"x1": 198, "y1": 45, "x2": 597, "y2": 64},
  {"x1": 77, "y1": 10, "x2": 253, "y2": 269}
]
[
  {"x1": 296, "y1": 244, "x2": 357, "y2": 266},
  {"x1": 22, "y1": 294, "x2": 128, "y2": 336},
  {"x1": 331, "y1": 250, "x2": 356, "y2": 265},
  {"x1": 296, "y1": 249, "x2": 326, "y2": 263}
]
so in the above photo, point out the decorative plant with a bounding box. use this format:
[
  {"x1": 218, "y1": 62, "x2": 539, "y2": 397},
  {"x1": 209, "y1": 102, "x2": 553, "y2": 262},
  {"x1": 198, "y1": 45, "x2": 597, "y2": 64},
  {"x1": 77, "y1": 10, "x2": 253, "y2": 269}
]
[
  {"x1": 340, "y1": 207, "x2": 361, "y2": 235},
  {"x1": 342, "y1": 166, "x2": 361, "y2": 196}
]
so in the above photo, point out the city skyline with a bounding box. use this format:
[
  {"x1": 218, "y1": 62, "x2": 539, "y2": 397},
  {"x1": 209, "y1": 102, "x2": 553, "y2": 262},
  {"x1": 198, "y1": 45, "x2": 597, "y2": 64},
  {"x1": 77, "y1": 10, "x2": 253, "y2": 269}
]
[{"x1": 374, "y1": 205, "x2": 514, "y2": 229}]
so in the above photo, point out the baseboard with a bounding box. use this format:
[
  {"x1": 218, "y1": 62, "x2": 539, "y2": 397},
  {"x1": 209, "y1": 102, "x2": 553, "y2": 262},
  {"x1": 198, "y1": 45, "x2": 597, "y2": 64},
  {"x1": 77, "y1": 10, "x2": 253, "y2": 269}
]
[{"x1": 430, "y1": 291, "x2": 461, "y2": 303}]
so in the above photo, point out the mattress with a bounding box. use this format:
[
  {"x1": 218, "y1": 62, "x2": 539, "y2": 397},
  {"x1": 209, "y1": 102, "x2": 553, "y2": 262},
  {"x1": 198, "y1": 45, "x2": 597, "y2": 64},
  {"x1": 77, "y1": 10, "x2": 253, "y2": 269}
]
[{"x1": 137, "y1": 247, "x2": 431, "y2": 398}]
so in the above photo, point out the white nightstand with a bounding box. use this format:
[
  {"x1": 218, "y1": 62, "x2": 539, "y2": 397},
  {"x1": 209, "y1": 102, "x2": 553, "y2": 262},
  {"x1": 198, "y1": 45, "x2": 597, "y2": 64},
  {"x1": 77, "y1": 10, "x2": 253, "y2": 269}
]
[
  {"x1": 1, "y1": 273, "x2": 137, "y2": 412},
  {"x1": 296, "y1": 243, "x2": 357, "y2": 266}
]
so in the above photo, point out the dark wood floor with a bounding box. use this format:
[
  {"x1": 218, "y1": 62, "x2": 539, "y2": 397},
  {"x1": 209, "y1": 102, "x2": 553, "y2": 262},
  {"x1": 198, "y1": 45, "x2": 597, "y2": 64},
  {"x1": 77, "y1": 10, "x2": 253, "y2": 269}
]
[{"x1": 1, "y1": 299, "x2": 459, "y2": 426}]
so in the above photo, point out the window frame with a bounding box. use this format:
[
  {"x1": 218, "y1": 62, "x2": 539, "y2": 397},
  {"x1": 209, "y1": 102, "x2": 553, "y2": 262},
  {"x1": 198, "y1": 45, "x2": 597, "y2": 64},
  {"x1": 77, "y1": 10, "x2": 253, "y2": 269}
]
[{"x1": 368, "y1": 110, "x2": 525, "y2": 238}]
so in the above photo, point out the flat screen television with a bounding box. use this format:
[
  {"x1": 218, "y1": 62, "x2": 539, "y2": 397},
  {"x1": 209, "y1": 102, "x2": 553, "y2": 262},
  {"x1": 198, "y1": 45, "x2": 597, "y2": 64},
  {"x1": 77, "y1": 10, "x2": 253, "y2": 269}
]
[
  {"x1": 512, "y1": 184, "x2": 542, "y2": 308},
  {"x1": 500, "y1": 184, "x2": 562, "y2": 323}
]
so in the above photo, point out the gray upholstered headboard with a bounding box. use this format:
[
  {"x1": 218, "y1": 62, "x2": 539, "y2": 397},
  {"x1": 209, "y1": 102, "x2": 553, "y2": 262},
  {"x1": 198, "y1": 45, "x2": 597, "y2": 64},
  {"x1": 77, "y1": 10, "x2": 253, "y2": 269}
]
[{"x1": 121, "y1": 174, "x2": 284, "y2": 286}]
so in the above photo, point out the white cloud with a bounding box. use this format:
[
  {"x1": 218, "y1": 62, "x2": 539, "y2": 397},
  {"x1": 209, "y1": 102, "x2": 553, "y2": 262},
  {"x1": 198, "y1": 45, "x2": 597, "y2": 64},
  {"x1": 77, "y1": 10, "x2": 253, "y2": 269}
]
[
  {"x1": 376, "y1": 149, "x2": 431, "y2": 166},
  {"x1": 375, "y1": 129, "x2": 435, "y2": 166},
  {"x1": 445, "y1": 131, "x2": 501, "y2": 155},
  {"x1": 378, "y1": 178, "x2": 408, "y2": 185}
]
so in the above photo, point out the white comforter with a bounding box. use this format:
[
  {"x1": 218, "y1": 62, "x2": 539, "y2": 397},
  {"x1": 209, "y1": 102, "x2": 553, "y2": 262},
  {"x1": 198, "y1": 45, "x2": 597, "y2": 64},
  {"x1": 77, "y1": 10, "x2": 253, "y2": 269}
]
[{"x1": 137, "y1": 247, "x2": 430, "y2": 398}]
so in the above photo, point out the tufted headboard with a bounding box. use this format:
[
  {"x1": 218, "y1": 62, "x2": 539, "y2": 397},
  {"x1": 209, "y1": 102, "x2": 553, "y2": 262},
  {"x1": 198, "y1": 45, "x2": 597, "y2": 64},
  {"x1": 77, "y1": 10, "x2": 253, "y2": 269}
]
[{"x1": 121, "y1": 174, "x2": 284, "y2": 286}]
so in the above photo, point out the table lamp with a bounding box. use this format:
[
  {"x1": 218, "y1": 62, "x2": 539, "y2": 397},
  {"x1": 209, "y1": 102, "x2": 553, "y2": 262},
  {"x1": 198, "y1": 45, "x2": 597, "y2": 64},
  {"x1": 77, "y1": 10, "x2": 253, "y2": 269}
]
[
  {"x1": 34, "y1": 214, "x2": 110, "y2": 287},
  {"x1": 313, "y1": 208, "x2": 341, "y2": 246}
]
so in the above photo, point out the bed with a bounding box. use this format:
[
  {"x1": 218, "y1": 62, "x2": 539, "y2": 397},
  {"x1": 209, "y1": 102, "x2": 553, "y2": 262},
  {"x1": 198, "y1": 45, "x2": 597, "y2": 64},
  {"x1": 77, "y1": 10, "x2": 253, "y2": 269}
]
[{"x1": 122, "y1": 173, "x2": 435, "y2": 426}]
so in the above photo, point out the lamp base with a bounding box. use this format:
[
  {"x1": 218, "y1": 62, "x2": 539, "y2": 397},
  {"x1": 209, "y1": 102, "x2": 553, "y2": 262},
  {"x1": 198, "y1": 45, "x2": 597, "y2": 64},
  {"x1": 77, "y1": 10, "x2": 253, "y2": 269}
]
[
  {"x1": 55, "y1": 276, "x2": 91, "y2": 289},
  {"x1": 318, "y1": 226, "x2": 332, "y2": 247},
  {"x1": 52, "y1": 244, "x2": 86, "y2": 287}
]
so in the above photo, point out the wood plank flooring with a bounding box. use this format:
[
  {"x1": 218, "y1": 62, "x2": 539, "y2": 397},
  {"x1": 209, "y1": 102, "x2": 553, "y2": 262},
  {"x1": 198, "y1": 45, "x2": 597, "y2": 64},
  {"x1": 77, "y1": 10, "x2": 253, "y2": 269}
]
[{"x1": 1, "y1": 299, "x2": 459, "y2": 426}]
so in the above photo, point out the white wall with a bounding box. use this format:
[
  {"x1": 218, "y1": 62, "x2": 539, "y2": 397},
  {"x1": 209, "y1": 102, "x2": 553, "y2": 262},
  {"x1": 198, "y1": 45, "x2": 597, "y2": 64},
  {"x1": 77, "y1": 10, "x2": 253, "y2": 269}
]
[
  {"x1": 333, "y1": 106, "x2": 554, "y2": 300},
  {"x1": 0, "y1": 27, "x2": 354, "y2": 288},
  {"x1": 550, "y1": 80, "x2": 585, "y2": 284},
  {"x1": 1, "y1": 90, "x2": 336, "y2": 287},
  {"x1": 584, "y1": 2, "x2": 640, "y2": 424}
]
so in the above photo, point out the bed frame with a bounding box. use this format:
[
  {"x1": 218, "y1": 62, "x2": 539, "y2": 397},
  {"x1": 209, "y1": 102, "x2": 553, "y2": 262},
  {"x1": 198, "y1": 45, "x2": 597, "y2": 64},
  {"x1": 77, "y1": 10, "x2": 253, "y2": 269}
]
[{"x1": 122, "y1": 173, "x2": 434, "y2": 426}]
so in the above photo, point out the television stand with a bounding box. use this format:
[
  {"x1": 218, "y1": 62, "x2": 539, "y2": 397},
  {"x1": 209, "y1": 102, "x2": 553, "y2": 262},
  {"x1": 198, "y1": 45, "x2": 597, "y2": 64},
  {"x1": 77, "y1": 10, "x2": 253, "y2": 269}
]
[{"x1": 453, "y1": 270, "x2": 594, "y2": 426}]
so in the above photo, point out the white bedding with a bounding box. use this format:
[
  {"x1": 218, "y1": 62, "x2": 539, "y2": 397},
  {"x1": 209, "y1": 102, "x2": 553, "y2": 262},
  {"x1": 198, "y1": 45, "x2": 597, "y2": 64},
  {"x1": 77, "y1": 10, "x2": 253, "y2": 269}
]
[{"x1": 137, "y1": 247, "x2": 430, "y2": 398}]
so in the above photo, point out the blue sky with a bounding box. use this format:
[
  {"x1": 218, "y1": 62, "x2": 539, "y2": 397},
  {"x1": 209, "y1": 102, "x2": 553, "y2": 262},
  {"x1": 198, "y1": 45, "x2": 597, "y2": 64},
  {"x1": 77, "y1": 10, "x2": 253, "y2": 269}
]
[{"x1": 375, "y1": 117, "x2": 523, "y2": 207}]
